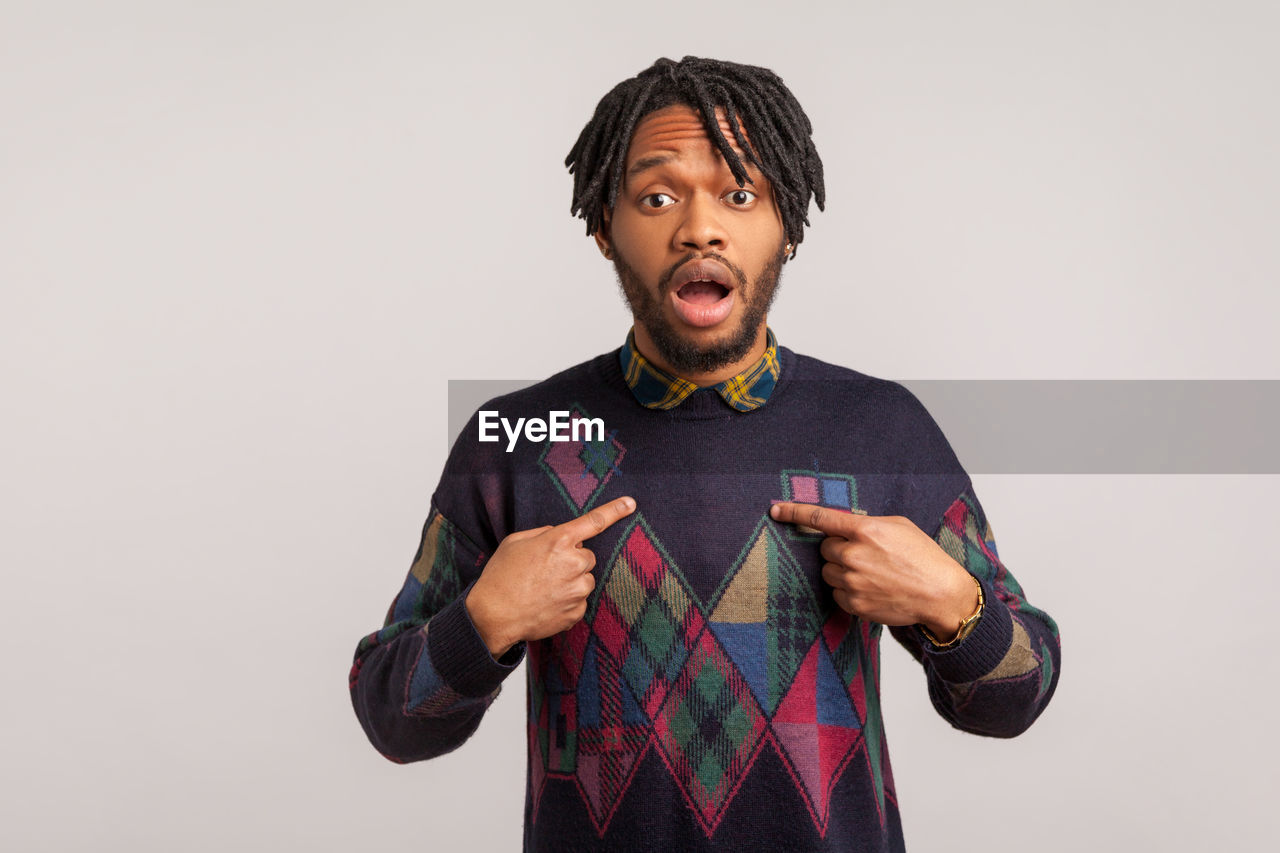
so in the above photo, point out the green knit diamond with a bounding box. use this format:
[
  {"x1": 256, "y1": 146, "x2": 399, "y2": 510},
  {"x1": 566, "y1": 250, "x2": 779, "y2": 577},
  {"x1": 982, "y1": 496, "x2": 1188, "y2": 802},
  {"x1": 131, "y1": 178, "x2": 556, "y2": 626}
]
[
  {"x1": 638, "y1": 602, "x2": 678, "y2": 664},
  {"x1": 653, "y1": 630, "x2": 767, "y2": 831},
  {"x1": 695, "y1": 751, "x2": 724, "y2": 795}
]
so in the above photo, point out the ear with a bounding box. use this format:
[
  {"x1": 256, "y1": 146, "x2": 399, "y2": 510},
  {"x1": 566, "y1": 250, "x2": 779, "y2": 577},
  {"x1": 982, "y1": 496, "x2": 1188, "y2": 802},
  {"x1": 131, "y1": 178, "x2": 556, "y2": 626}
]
[{"x1": 593, "y1": 207, "x2": 614, "y2": 260}]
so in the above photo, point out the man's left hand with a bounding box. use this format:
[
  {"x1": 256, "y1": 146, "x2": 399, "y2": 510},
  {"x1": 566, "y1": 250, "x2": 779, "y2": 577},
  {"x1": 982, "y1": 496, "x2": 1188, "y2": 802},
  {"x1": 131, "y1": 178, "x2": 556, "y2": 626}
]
[{"x1": 769, "y1": 502, "x2": 978, "y2": 640}]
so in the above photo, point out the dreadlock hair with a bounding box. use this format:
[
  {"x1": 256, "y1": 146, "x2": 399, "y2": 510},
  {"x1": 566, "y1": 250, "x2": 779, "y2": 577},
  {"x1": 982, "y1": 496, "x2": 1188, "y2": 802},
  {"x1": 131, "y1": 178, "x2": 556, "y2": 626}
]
[{"x1": 565, "y1": 56, "x2": 826, "y2": 258}]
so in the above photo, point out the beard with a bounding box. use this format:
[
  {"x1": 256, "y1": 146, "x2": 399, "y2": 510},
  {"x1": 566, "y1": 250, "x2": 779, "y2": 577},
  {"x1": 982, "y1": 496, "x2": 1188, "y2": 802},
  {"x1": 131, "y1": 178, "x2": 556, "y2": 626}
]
[{"x1": 611, "y1": 245, "x2": 785, "y2": 375}]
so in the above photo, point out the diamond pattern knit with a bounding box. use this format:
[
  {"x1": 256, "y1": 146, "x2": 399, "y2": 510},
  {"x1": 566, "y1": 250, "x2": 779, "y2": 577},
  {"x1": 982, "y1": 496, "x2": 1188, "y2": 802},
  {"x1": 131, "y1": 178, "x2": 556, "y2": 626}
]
[{"x1": 349, "y1": 346, "x2": 1062, "y2": 851}]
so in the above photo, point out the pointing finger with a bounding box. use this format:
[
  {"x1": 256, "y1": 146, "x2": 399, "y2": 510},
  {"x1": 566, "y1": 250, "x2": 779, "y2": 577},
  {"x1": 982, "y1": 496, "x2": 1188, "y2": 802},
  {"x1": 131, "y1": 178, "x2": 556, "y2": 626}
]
[
  {"x1": 505, "y1": 525, "x2": 555, "y2": 543},
  {"x1": 557, "y1": 496, "x2": 636, "y2": 544},
  {"x1": 770, "y1": 502, "x2": 863, "y2": 538}
]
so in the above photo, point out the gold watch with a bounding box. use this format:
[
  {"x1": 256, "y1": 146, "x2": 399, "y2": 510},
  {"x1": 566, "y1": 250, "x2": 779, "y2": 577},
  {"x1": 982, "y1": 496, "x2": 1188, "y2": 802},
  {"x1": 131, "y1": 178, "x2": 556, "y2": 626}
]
[{"x1": 920, "y1": 575, "x2": 984, "y2": 649}]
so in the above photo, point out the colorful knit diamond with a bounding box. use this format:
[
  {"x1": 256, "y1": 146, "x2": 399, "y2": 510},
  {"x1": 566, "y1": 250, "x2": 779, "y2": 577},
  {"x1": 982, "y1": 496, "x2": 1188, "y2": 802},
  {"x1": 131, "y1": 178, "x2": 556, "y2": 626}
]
[
  {"x1": 771, "y1": 635, "x2": 864, "y2": 831},
  {"x1": 653, "y1": 627, "x2": 767, "y2": 834},
  {"x1": 707, "y1": 519, "x2": 823, "y2": 715},
  {"x1": 819, "y1": 609, "x2": 886, "y2": 823},
  {"x1": 539, "y1": 405, "x2": 626, "y2": 513},
  {"x1": 588, "y1": 515, "x2": 705, "y2": 722},
  {"x1": 529, "y1": 619, "x2": 591, "y2": 774},
  {"x1": 574, "y1": 637, "x2": 651, "y2": 833}
]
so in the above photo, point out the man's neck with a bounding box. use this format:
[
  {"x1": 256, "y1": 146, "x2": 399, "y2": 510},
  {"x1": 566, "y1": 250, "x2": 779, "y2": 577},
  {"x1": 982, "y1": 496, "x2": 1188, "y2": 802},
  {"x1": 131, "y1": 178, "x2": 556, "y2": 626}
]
[{"x1": 631, "y1": 324, "x2": 770, "y2": 387}]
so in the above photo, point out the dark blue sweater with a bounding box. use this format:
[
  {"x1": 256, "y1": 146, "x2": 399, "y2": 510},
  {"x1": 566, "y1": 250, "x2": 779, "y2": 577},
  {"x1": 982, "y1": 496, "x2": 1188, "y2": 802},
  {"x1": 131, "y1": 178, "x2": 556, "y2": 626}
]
[{"x1": 349, "y1": 345, "x2": 1061, "y2": 851}]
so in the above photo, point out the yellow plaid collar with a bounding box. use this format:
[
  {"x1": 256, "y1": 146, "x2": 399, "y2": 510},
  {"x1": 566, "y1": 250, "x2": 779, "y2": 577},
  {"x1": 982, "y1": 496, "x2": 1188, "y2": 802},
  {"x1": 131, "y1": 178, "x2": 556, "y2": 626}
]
[{"x1": 618, "y1": 328, "x2": 781, "y2": 412}]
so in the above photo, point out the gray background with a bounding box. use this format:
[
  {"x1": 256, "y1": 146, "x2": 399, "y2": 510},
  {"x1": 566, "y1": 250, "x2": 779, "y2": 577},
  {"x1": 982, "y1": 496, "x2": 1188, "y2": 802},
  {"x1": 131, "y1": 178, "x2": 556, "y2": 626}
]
[{"x1": 3, "y1": 1, "x2": 1276, "y2": 850}]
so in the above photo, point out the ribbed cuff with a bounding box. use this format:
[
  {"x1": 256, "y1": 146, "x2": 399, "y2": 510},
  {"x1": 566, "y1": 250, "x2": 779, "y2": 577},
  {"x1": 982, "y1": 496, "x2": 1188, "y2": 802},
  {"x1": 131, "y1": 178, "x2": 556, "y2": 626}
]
[
  {"x1": 918, "y1": 577, "x2": 1013, "y2": 684},
  {"x1": 426, "y1": 584, "x2": 525, "y2": 698}
]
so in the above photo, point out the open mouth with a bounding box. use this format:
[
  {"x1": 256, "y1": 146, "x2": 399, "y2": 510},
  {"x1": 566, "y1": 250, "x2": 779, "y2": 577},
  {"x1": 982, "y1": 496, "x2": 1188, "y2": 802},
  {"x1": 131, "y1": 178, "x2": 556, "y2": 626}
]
[
  {"x1": 669, "y1": 260, "x2": 737, "y2": 328},
  {"x1": 676, "y1": 279, "x2": 731, "y2": 305}
]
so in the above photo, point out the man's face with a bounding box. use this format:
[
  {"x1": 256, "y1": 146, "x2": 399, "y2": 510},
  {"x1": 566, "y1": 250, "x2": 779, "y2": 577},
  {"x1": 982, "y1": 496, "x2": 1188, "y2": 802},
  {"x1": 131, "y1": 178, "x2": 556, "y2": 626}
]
[{"x1": 597, "y1": 104, "x2": 787, "y2": 377}]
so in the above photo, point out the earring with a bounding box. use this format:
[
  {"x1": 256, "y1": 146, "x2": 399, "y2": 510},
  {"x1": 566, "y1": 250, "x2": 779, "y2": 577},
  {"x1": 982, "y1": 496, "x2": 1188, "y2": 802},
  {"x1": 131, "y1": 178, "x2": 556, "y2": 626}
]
[{"x1": 784, "y1": 242, "x2": 794, "y2": 256}]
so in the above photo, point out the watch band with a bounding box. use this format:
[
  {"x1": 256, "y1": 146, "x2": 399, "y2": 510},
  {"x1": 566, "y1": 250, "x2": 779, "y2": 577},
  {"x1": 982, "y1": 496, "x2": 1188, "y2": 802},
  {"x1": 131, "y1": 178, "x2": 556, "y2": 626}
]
[{"x1": 920, "y1": 574, "x2": 984, "y2": 649}]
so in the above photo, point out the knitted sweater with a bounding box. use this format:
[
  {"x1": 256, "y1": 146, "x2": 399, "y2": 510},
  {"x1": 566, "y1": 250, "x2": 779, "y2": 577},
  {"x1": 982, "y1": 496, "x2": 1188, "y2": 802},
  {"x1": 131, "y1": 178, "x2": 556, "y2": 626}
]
[{"x1": 348, "y1": 346, "x2": 1061, "y2": 851}]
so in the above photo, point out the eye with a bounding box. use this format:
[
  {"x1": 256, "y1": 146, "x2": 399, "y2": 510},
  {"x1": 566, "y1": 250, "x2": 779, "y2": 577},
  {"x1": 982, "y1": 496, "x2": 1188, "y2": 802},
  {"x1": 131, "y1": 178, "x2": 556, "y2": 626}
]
[
  {"x1": 725, "y1": 189, "x2": 757, "y2": 206},
  {"x1": 640, "y1": 193, "x2": 676, "y2": 209}
]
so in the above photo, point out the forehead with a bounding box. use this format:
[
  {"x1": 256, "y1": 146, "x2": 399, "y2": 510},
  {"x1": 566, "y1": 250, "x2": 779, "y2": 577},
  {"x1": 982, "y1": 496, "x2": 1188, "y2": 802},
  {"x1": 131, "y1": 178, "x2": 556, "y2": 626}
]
[{"x1": 624, "y1": 103, "x2": 754, "y2": 171}]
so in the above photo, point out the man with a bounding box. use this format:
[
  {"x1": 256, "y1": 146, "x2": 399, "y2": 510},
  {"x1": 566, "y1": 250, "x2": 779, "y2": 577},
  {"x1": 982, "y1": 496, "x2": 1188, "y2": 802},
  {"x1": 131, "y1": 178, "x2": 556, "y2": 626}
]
[{"x1": 349, "y1": 56, "x2": 1060, "y2": 851}]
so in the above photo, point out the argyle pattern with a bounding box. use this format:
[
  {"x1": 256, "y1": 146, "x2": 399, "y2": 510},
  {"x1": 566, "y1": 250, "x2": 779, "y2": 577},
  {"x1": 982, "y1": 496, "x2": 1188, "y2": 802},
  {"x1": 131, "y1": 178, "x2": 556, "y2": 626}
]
[
  {"x1": 348, "y1": 346, "x2": 1063, "y2": 852},
  {"x1": 571, "y1": 637, "x2": 650, "y2": 831},
  {"x1": 924, "y1": 492, "x2": 1061, "y2": 716},
  {"x1": 539, "y1": 404, "x2": 626, "y2": 514},
  {"x1": 707, "y1": 519, "x2": 823, "y2": 716},
  {"x1": 528, "y1": 511, "x2": 883, "y2": 838},
  {"x1": 653, "y1": 627, "x2": 768, "y2": 830},
  {"x1": 351, "y1": 511, "x2": 468, "y2": 673},
  {"x1": 935, "y1": 492, "x2": 1059, "y2": 642},
  {"x1": 822, "y1": 609, "x2": 887, "y2": 823}
]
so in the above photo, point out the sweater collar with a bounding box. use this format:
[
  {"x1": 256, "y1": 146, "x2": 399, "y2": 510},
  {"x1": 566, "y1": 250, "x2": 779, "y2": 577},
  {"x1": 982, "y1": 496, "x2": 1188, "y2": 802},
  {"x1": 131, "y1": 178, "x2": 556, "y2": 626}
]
[{"x1": 618, "y1": 327, "x2": 781, "y2": 412}]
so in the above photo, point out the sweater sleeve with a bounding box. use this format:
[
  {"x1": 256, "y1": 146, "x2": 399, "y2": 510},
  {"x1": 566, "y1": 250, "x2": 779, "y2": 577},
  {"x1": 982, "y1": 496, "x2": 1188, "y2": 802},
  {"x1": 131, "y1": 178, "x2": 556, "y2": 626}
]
[
  {"x1": 889, "y1": 486, "x2": 1061, "y2": 738},
  {"x1": 348, "y1": 505, "x2": 524, "y2": 763}
]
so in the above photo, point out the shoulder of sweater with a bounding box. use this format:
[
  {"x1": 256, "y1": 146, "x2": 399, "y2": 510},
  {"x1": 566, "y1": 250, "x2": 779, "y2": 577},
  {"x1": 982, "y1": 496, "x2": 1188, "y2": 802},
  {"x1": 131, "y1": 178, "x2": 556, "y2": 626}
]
[
  {"x1": 783, "y1": 348, "x2": 926, "y2": 414},
  {"x1": 786, "y1": 349, "x2": 972, "y2": 525}
]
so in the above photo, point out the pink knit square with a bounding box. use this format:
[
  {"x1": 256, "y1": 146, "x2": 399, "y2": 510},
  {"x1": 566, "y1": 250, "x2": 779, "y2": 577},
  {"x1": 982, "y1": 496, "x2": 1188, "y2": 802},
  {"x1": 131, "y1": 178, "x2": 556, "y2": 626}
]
[{"x1": 790, "y1": 475, "x2": 820, "y2": 503}]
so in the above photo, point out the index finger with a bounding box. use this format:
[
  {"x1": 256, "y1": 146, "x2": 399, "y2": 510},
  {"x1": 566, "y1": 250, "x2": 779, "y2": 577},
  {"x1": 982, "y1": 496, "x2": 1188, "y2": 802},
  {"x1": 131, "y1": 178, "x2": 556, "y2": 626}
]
[
  {"x1": 770, "y1": 502, "x2": 863, "y2": 538},
  {"x1": 556, "y1": 496, "x2": 637, "y2": 543}
]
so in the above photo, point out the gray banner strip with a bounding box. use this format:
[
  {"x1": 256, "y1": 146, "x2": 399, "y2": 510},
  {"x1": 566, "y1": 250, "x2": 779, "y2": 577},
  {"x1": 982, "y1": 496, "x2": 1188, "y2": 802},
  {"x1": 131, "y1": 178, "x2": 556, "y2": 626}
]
[{"x1": 448, "y1": 380, "x2": 1280, "y2": 474}]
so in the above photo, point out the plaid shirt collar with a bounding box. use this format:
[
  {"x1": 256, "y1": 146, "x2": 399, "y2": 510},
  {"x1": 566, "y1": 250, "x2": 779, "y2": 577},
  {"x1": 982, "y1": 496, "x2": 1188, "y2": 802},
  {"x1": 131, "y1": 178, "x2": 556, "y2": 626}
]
[{"x1": 618, "y1": 327, "x2": 781, "y2": 412}]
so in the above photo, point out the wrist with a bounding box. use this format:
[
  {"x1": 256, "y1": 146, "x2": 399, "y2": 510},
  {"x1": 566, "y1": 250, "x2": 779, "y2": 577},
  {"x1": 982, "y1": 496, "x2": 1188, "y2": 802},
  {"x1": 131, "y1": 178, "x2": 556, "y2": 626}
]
[
  {"x1": 465, "y1": 583, "x2": 517, "y2": 659},
  {"x1": 921, "y1": 572, "x2": 982, "y2": 645}
]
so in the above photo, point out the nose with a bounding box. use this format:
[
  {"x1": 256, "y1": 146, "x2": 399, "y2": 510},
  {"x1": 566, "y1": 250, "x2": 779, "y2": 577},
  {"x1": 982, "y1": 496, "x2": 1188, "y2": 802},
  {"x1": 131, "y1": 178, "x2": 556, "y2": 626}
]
[{"x1": 672, "y1": 192, "x2": 727, "y2": 253}]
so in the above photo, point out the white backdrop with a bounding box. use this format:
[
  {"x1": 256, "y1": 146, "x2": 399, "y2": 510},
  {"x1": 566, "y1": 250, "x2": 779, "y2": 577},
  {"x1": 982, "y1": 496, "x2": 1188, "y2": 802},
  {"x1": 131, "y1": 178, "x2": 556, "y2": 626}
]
[{"x1": 3, "y1": 1, "x2": 1276, "y2": 850}]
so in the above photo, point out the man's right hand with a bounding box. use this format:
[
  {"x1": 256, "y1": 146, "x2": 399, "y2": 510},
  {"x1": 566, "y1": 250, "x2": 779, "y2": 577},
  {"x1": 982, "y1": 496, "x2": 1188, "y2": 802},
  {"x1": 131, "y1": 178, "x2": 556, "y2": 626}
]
[{"x1": 464, "y1": 496, "x2": 636, "y2": 658}]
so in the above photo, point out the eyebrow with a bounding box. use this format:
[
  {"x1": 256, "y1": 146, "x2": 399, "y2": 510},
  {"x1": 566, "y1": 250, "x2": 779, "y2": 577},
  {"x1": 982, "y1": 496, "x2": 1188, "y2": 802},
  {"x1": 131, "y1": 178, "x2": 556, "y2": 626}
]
[
  {"x1": 625, "y1": 150, "x2": 764, "y2": 186},
  {"x1": 626, "y1": 154, "x2": 675, "y2": 180}
]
